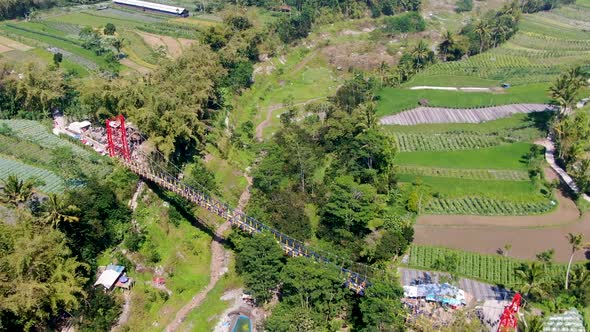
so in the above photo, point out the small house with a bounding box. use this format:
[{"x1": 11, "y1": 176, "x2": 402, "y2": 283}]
[{"x1": 94, "y1": 264, "x2": 134, "y2": 291}]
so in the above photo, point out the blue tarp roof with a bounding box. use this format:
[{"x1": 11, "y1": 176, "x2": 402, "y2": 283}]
[{"x1": 106, "y1": 264, "x2": 125, "y2": 273}]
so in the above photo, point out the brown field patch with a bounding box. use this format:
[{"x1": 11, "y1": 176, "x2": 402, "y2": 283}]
[
  {"x1": 414, "y1": 168, "x2": 590, "y2": 262},
  {"x1": 120, "y1": 58, "x2": 151, "y2": 75},
  {"x1": 136, "y1": 31, "x2": 167, "y2": 52},
  {"x1": 320, "y1": 41, "x2": 396, "y2": 71},
  {"x1": 159, "y1": 35, "x2": 182, "y2": 58},
  {"x1": 0, "y1": 44, "x2": 13, "y2": 53},
  {"x1": 178, "y1": 38, "x2": 195, "y2": 50},
  {"x1": 0, "y1": 35, "x2": 32, "y2": 51},
  {"x1": 171, "y1": 17, "x2": 220, "y2": 27}
]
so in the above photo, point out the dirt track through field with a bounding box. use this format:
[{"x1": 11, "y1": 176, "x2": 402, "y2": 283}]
[
  {"x1": 414, "y1": 167, "x2": 590, "y2": 262},
  {"x1": 164, "y1": 174, "x2": 252, "y2": 332},
  {"x1": 380, "y1": 104, "x2": 551, "y2": 125}
]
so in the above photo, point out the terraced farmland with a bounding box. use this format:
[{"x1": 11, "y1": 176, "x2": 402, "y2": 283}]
[
  {"x1": 424, "y1": 197, "x2": 555, "y2": 216},
  {"x1": 410, "y1": 4, "x2": 590, "y2": 86},
  {"x1": 0, "y1": 120, "x2": 91, "y2": 157},
  {"x1": 380, "y1": 104, "x2": 551, "y2": 125},
  {"x1": 0, "y1": 156, "x2": 64, "y2": 193},
  {"x1": 394, "y1": 133, "x2": 505, "y2": 151},
  {"x1": 397, "y1": 165, "x2": 529, "y2": 181}
]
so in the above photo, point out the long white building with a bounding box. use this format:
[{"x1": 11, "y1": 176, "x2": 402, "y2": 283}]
[{"x1": 112, "y1": 0, "x2": 189, "y2": 17}]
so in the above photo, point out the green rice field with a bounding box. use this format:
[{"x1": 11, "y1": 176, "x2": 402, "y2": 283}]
[{"x1": 0, "y1": 155, "x2": 64, "y2": 193}]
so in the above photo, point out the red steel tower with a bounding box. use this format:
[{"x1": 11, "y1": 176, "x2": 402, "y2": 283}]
[
  {"x1": 106, "y1": 114, "x2": 131, "y2": 161},
  {"x1": 498, "y1": 293, "x2": 522, "y2": 332}
]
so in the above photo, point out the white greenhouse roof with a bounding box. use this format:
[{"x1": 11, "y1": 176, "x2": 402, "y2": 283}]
[
  {"x1": 112, "y1": 0, "x2": 186, "y2": 14},
  {"x1": 542, "y1": 308, "x2": 586, "y2": 332},
  {"x1": 94, "y1": 269, "x2": 122, "y2": 289}
]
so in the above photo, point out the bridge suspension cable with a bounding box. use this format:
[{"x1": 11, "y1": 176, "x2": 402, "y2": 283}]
[{"x1": 106, "y1": 115, "x2": 381, "y2": 294}]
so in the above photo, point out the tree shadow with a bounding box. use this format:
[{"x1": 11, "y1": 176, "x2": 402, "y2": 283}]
[
  {"x1": 524, "y1": 111, "x2": 553, "y2": 133},
  {"x1": 144, "y1": 180, "x2": 227, "y2": 246}
]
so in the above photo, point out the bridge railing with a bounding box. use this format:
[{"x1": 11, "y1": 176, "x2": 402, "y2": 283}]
[{"x1": 122, "y1": 157, "x2": 378, "y2": 294}]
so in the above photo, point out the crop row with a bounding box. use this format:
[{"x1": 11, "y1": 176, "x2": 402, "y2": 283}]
[
  {"x1": 512, "y1": 33, "x2": 590, "y2": 51},
  {"x1": 0, "y1": 156, "x2": 64, "y2": 193},
  {"x1": 424, "y1": 196, "x2": 555, "y2": 216},
  {"x1": 394, "y1": 133, "x2": 503, "y2": 152},
  {"x1": 408, "y1": 245, "x2": 567, "y2": 285},
  {"x1": 0, "y1": 120, "x2": 91, "y2": 157},
  {"x1": 138, "y1": 22, "x2": 201, "y2": 40},
  {"x1": 397, "y1": 165, "x2": 529, "y2": 181},
  {"x1": 42, "y1": 21, "x2": 81, "y2": 37}
]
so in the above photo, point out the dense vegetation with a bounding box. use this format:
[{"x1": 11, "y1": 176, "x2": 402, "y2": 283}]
[
  {"x1": 0, "y1": 170, "x2": 136, "y2": 331},
  {"x1": 0, "y1": 0, "x2": 589, "y2": 329}
]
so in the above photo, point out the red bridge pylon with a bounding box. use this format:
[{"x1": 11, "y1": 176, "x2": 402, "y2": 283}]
[{"x1": 106, "y1": 114, "x2": 131, "y2": 161}]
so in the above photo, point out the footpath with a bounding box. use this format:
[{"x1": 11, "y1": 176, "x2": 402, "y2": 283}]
[{"x1": 537, "y1": 137, "x2": 590, "y2": 202}]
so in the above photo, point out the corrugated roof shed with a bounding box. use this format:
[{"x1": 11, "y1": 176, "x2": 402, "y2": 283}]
[
  {"x1": 112, "y1": 0, "x2": 186, "y2": 15},
  {"x1": 542, "y1": 308, "x2": 586, "y2": 332}
]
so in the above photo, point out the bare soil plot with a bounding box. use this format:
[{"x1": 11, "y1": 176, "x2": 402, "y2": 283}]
[
  {"x1": 320, "y1": 41, "x2": 396, "y2": 71},
  {"x1": 135, "y1": 30, "x2": 167, "y2": 52},
  {"x1": 414, "y1": 169, "x2": 590, "y2": 262},
  {"x1": 0, "y1": 35, "x2": 32, "y2": 51},
  {"x1": 120, "y1": 58, "x2": 151, "y2": 75},
  {"x1": 159, "y1": 35, "x2": 182, "y2": 58},
  {"x1": 178, "y1": 38, "x2": 195, "y2": 50},
  {"x1": 380, "y1": 104, "x2": 551, "y2": 125},
  {"x1": 0, "y1": 44, "x2": 13, "y2": 53}
]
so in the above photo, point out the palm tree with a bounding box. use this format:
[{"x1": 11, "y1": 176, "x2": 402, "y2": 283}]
[
  {"x1": 0, "y1": 175, "x2": 38, "y2": 207},
  {"x1": 474, "y1": 20, "x2": 490, "y2": 53},
  {"x1": 549, "y1": 75, "x2": 578, "y2": 116},
  {"x1": 565, "y1": 233, "x2": 584, "y2": 290},
  {"x1": 41, "y1": 193, "x2": 80, "y2": 229},
  {"x1": 514, "y1": 262, "x2": 547, "y2": 299},
  {"x1": 438, "y1": 31, "x2": 454, "y2": 60},
  {"x1": 518, "y1": 314, "x2": 545, "y2": 332},
  {"x1": 411, "y1": 40, "x2": 434, "y2": 70}
]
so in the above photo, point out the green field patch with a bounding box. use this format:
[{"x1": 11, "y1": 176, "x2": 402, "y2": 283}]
[
  {"x1": 385, "y1": 112, "x2": 549, "y2": 143},
  {"x1": 404, "y1": 74, "x2": 501, "y2": 88},
  {"x1": 398, "y1": 174, "x2": 540, "y2": 198},
  {"x1": 395, "y1": 142, "x2": 535, "y2": 170},
  {"x1": 123, "y1": 190, "x2": 212, "y2": 331},
  {"x1": 424, "y1": 196, "x2": 554, "y2": 216},
  {"x1": 393, "y1": 133, "x2": 505, "y2": 152},
  {"x1": 0, "y1": 155, "x2": 64, "y2": 193},
  {"x1": 376, "y1": 84, "x2": 549, "y2": 116},
  {"x1": 0, "y1": 120, "x2": 91, "y2": 157},
  {"x1": 45, "y1": 11, "x2": 143, "y2": 28},
  {"x1": 137, "y1": 21, "x2": 201, "y2": 39},
  {"x1": 397, "y1": 165, "x2": 529, "y2": 181},
  {"x1": 0, "y1": 24, "x2": 109, "y2": 69},
  {"x1": 408, "y1": 245, "x2": 567, "y2": 285}
]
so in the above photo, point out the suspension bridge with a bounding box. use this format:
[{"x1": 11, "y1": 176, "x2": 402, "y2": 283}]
[{"x1": 105, "y1": 115, "x2": 376, "y2": 295}]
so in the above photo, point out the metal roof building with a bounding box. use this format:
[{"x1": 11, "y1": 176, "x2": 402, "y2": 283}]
[{"x1": 112, "y1": 0, "x2": 189, "y2": 17}]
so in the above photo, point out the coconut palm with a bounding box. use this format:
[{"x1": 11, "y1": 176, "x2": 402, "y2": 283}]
[
  {"x1": 41, "y1": 193, "x2": 80, "y2": 229},
  {"x1": 565, "y1": 233, "x2": 584, "y2": 290},
  {"x1": 411, "y1": 40, "x2": 434, "y2": 70},
  {"x1": 0, "y1": 175, "x2": 38, "y2": 207},
  {"x1": 518, "y1": 314, "x2": 545, "y2": 332},
  {"x1": 550, "y1": 67, "x2": 585, "y2": 116},
  {"x1": 438, "y1": 31, "x2": 454, "y2": 60},
  {"x1": 474, "y1": 20, "x2": 490, "y2": 53},
  {"x1": 514, "y1": 262, "x2": 547, "y2": 299}
]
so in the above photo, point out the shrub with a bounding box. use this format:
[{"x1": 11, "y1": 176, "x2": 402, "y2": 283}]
[
  {"x1": 455, "y1": 0, "x2": 473, "y2": 12},
  {"x1": 382, "y1": 12, "x2": 426, "y2": 35}
]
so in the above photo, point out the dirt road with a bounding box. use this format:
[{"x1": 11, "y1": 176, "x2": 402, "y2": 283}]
[{"x1": 164, "y1": 174, "x2": 252, "y2": 332}]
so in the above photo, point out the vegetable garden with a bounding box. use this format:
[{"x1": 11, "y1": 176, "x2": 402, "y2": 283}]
[
  {"x1": 0, "y1": 156, "x2": 64, "y2": 193},
  {"x1": 0, "y1": 120, "x2": 91, "y2": 157},
  {"x1": 407, "y1": 245, "x2": 567, "y2": 286},
  {"x1": 394, "y1": 133, "x2": 504, "y2": 152},
  {"x1": 424, "y1": 196, "x2": 555, "y2": 216},
  {"x1": 397, "y1": 165, "x2": 529, "y2": 181}
]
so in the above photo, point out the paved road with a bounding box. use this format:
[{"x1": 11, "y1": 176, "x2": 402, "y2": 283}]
[
  {"x1": 398, "y1": 268, "x2": 511, "y2": 302},
  {"x1": 380, "y1": 104, "x2": 551, "y2": 125}
]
